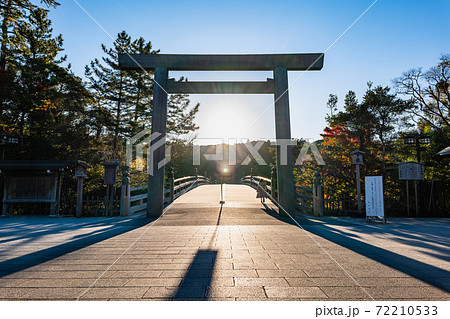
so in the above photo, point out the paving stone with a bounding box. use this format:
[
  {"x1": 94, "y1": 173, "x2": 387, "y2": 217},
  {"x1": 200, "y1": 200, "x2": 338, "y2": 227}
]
[
  {"x1": 257, "y1": 269, "x2": 308, "y2": 278},
  {"x1": 80, "y1": 287, "x2": 148, "y2": 300},
  {"x1": 22, "y1": 287, "x2": 85, "y2": 300},
  {"x1": 212, "y1": 269, "x2": 258, "y2": 278},
  {"x1": 110, "y1": 270, "x2": 162, "y2": 278},
  {"x1": 320, "y1": 286, "x2": 375, "y2": 299},
  {"x1": 264, "y1": 287, "x2": 327, "y2": 299},
  {"x1": 17, "y1": 278, "x2": 93, "y2": 288},
  {"x1": 0, "y1": 287, "x2": 36, "y2": 299},
  {"x1": 382, "y1": 286, "x2": 450, "y2": 299},
  {"x1": 207, "y1": 286, "x2": 266, "y2": 298},
  {"x1": 286, "y1": 277, "x2": 357, "y2": 287},
  {"x1": 234, "y1": 277, "x2": 289, "y2": 287},
  {"x1": 142, "y1": 286, "x2": 205, "y2": 299},
  {"x1": 125, "y1": 278, "x2": 182, "y2": 287}
]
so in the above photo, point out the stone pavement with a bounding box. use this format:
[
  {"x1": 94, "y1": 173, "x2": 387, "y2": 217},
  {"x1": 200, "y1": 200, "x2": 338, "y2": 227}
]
[{"x1": 0, "y1": 184, "x2": 449, "y2": 300}]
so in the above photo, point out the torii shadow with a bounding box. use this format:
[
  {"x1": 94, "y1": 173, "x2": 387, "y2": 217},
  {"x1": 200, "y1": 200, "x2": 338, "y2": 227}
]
[
  {"x1": 261, "y1": 203, "x2": 450, "y2": 292},
  {"x1": 0, "y1": 217, "x2": 154, "y2": 278}
]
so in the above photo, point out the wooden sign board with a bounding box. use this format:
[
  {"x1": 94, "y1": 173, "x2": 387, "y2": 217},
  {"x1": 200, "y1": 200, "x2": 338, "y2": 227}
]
[
  {"x1": 365, "y1": 176, "x2": 384, "y2": 218},
  {"x1": 7, "y1": 176, "x2": 54, "y2": 200},
  {"x1": 398, "y1": 162, "x2": 424, "y2": 180}
]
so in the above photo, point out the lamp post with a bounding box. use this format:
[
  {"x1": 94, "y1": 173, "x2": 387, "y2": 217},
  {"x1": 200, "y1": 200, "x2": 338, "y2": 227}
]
[
  {"x1": 74, "y1": 163, "x2": 88, "y2": 218},
  {"x1": 404, "y1": 133, "x2": 431, "y2": 163},
  {"x1": 0, "y1": 133, "x2": 19, "y2": 160},
  {"x1": 404, "y1": 133, "x2": 431, "y2": 215},
  {"x1": 352, "y1": 150, "x2": 365, "y2": 215},
  {"x1": 220, "y1": 166, "x2": 229, "y2": 204}
]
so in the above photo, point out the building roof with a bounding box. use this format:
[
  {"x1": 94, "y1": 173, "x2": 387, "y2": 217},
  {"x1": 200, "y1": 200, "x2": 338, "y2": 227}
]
[
  {"x1": 435, "y1": 146, "x2": 450, "y2": 158},
  {"x1": 0, "y1": 160, "x2": 90, "y2": 171}
]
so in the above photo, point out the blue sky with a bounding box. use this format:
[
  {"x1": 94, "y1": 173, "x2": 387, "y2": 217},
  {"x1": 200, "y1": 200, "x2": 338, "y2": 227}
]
[{"x1": 50, "y1": 0, "x2": 450, "y2": 142}]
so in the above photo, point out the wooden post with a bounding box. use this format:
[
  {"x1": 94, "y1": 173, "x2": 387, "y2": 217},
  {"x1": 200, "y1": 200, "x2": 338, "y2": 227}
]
[
  {"x1": 270, "y1": 166, "x2": 276, "y2": 198},
  {"x1": 169, "y1": 167, "x2": 174, "y2": 203},
  {"x1": 273, "y1": 66, "x2": 295, "y2": 217},
  {"x1": 147, "y1": 67, "x2": 169, "y2": 218},
  {"x1": 406, "y1": 180, "x2": 410, "y2": 216},
  {"x1": 313, "y1": 171, "x2": 324, "y2": 217},
  {"x1": 120, "y1": 171, "x2": 130, "y2": 217},
  {"x1": 414, "y1": 180, "x2": 419, "y2": 216},
  {"x1": 49, "y1": 174, "x2": 59, "y2": 216},
  {"x1": 1, "y1": 176, "x2": 7, "y2": 217},
  {"x1": 76, "y1": 176, "x2": 84, "y2": 218},
  {"x1": 356, "y1": 164, "x2": 362, "y2": 215},
  {"x1": 105, "y1": 185, "x2": 110, "y2": 217},
  {"x1": 56, "y1": 172, "x2": 62, "y2": 215}
]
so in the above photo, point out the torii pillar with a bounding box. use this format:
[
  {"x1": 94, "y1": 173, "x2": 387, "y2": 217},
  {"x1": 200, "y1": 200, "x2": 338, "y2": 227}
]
[{"x1": 273, "y1": 66, "x2": 295, "y2": 217}]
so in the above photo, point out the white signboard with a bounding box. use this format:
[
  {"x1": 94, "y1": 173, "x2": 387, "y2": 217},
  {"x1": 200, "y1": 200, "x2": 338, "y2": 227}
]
[
  {"x1": 398, "y1": 162, "x2": 424, "y2": 180},
  {"x1": 365, "y1": 176, "x2": 384, "y2": 218}
]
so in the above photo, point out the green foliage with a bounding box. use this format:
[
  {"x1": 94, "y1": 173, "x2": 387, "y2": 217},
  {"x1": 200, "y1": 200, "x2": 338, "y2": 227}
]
[
  {"x1": 297, "y1": 55, "x2": 450, "y2": 216},
  {"x1": 394, "y1": 54, "x2": 450, "y2": 132},
  {"x1": 85, "y1": 31, "x2": 200, "y2": 161},
  {"x1": 1, "y1": 3, "x2": 92, "y2": 160}
]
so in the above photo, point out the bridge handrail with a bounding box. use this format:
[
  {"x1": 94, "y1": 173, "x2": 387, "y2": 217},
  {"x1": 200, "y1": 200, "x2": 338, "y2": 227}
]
[
  {"x1": 240, "y1": 175, "x2": 274, "y2": 194},
  {"x1": 241, "y1": 175, "x2": 271, "y2": 184},
  {"x1": 124, "y1": 174, "x2": 210, "y2": 216},
  {"x1": 130, "y1": 185, "x2": 148, "y2": 192}
]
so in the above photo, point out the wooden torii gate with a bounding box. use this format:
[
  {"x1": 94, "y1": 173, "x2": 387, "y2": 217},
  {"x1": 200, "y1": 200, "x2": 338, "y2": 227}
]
[{"x1": 118, "y1": 53, "x2": 324, "y2": 218}]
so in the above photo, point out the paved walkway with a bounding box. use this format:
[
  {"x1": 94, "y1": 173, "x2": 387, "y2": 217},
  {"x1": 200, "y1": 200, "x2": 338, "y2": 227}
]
[{"x1": 0, "y1": 184, "x2": 449, "y2": 300}]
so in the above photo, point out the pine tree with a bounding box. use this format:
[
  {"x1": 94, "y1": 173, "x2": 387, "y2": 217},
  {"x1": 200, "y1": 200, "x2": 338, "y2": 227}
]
[
  {"x1": 85, "y1": 31, "x2": 200, "y2": 159},
  {"x1": 2, "y1": 6, "x2": 90, "y2": 159},
  {"x1": 0, "y1": 0, "x2": 59, "y2": 116}
]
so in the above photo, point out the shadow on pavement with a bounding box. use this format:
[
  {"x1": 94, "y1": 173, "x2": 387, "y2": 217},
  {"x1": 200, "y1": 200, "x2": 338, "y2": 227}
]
[
  {"x1": 172, "y1": 249, "x2": 217, "y2": 300},
  {"x1": 0, "y1": 217, "x2": 154, "y2": 278},
  {"x1": 301, "y1": 220, "x2": 450, "y2": 292},
  {"x1": 260, "y1": 204, "x2": 450, "y2": 292}
]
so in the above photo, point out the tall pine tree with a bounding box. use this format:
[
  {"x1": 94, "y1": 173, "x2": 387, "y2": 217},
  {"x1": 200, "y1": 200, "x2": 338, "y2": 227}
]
[
  {"x1": 0, "y1": 0, "x2": 59, "y2": 117},
  {"x1": 1, "y1": 6, "x2": 91, "y2": 159},
  {"x1": 85, "y1": 31, "x2": 199, "y2": 159}
]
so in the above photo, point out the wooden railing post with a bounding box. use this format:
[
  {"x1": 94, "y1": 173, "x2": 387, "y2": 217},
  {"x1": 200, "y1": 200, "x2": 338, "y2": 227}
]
[
  {"x1": 271, "y1": 166, "x2": 277, "y2": 198},
  {"x1": 120, "y1": 171, "x2": 130, "y2": 217},
  {"x1": 75, "y1": 176, "x2": 84, "y2": 218},
  {"x1": 250, "y1": 168, "x2": 254, "y2": 188},
  {"x1": 169, "y1": 167, "x2": 175, "y2": 203},
  {"x1": 313, "y1": 171, "x2": 324, "y2": 217}
]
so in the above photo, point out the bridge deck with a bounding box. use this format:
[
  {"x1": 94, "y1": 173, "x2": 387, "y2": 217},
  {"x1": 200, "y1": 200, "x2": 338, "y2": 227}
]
[{"x1": 0, "y1": 184, "x2": 449, "y2": 300}]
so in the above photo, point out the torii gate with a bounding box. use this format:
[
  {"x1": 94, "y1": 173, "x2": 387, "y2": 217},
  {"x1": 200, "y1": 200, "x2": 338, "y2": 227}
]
[{"x1": 118, "y1": 53, "x2": 324, "y2": 218}]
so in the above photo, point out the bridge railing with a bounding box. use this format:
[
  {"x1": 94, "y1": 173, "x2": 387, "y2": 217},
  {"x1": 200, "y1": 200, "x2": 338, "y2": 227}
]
[
  {"x1": 171, "y1": 175, "x2": 210, "y2": 201},
  {"x1": 121, "y1": 173, "x2": 210, "y2": 216},
  {"x1": 240, "y1": 175, "x2": 276, "y2": 198},
  {"x1": 240, "y1": 171, "x2": 324, "y2": 217},
  {"x1": 295, "y1": 185, "x2": 313, "y2": 213}
]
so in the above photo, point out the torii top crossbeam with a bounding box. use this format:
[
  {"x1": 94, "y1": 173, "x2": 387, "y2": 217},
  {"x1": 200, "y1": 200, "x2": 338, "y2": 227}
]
[{"x1": 118, "y1": 53, "x2": 324, "y2": 71}]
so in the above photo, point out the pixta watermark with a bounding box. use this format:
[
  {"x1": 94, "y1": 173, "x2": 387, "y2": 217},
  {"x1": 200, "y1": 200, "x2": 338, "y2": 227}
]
[{"x1": 126, "y1": 132, "x2": 325, "y2": 174}]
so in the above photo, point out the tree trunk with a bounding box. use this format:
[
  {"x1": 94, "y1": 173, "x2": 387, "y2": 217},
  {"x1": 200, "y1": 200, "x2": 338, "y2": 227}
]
[
  {"x1": 113, "y1": 74, "x2": 123, "y2": 156},
  {"x1": 0, "y1": 0, "x2": 12, "y2": 70}
]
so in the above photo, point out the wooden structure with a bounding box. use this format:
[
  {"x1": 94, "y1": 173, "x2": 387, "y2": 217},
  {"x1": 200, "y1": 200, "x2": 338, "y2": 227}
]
[
  {"x1": 119, "y1": 53, "x2": 324, "y2": 218},
  {"x1": 0, "y1": 160, "x2": 89, "y2": 216},
  {"x1": 101, "y1": 161, "x2": 120, "y2": 217},
  {"x1": 398, "y1": 161, "x2": 425, "y2": 216},
  {"x1": 120, "y1": 173, "x2": 210, "y2": 216}
]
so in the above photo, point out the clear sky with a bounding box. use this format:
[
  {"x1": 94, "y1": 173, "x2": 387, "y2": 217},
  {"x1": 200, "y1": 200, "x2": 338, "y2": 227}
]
[{"x1": 50, "y1": 0, "x2": 449, "y2": 143}]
